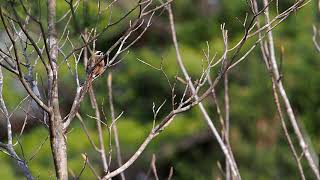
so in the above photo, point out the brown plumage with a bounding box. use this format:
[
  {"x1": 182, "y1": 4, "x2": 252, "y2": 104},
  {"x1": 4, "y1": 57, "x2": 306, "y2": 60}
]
[{"x1": 90, "y1": 51, "x2": 105, "y2": 79}]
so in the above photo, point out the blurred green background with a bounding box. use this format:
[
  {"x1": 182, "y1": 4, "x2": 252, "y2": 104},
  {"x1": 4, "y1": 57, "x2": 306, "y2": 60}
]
[{"x1": 0, "y1": 0, "x2": 319, "y2": 179}]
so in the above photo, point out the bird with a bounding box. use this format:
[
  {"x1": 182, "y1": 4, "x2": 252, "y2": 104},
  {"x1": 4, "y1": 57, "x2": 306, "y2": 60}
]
[{"x1": 89, "y1": 50, "x2": 105, "y2": 80}]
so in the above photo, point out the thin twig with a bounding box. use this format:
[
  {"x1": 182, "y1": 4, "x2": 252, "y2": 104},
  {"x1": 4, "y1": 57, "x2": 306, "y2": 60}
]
[{"x1": 108, "y1": 72, "x2": 125, "y2": 180}]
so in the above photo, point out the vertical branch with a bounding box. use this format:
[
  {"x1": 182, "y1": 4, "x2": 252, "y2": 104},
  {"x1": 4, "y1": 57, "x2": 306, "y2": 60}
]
[
  {"x1": 167, "y1": 4, "x2": 241, "y2": 179},
  {"x1": 262, "y1": 0, "x2": 320, "y2": 179},
  {"x1": 83, "y1": 31, "x2": 109, "y2": 173},
  {"x1": 0, "y1": 67, "x2": 12, "y2": 145},
  {"x1": 47, "y1": 0, "x2": 68, "y2": 179},
  {"x1": 252, "y1": 1, "x2": 307, "y2": 179},
  {"x1": 224, "y1": 73, "x2": 230, "y2": 180},
  {"x1": 107, "y1": 72, "x2": 126, "y2": 180},
  {"x1": 271, "y1": 78, "x2": 306, "y2": 180},
  {"x1": 0, "y1": 67, "x2": 34, "y2": 180},
  {"x1": 88, "y1": 87, "x2": 109, "y2": 173}
]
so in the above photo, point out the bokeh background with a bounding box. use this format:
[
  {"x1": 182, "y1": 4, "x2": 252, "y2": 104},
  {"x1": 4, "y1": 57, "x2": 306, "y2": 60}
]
[{"x1": 0, "y1": 0, "x2": 319, "y2": 179}]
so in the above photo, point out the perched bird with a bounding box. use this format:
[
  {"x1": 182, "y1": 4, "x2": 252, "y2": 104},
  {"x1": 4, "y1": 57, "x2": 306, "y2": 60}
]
[{"x1": 89, "y1": 50, "x2": 105, "y2": 79}]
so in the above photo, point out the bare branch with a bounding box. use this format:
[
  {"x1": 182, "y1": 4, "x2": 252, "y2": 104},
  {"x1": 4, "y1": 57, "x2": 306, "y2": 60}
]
[
  {"x1": 167, "y1": 4, "x2": 241, "y2": 179},
  {"x1": 108, "y1": 72, "x2": 125, "y2": 180},
  {"x1": 259, "y1": 0, "x2": 319, "y2": 179},
  {"x1": 0, "y1": 67, "x2": 34, "y2": 180}
]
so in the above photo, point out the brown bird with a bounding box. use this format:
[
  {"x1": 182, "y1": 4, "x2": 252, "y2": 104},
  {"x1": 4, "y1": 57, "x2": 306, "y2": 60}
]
[{"x1": 90, "y1": 50, "x2": 105, "y2": 79}]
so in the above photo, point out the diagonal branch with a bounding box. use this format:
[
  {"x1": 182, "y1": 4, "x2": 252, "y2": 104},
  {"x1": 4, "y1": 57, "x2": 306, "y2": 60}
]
[
  {"x1": 261, "y1": 0, "x2": 319, "y2": 179},
  {"x1": 167, "y1": 4, "x2": 241, "y2": 179}
]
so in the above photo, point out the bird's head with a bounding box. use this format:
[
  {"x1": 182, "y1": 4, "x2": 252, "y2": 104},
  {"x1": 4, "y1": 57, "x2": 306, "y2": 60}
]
[{"x1": 94, "y1": 50, "x2": 104, "y2": 57}]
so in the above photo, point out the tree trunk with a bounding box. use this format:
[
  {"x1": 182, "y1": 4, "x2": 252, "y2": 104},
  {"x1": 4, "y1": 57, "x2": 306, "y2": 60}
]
[
  {"x1": 49, "y1": 114, "x2": 67, "y2": 180},
  {"x1": 48, "y1": 0, "x2": 68, "y2": 179}
]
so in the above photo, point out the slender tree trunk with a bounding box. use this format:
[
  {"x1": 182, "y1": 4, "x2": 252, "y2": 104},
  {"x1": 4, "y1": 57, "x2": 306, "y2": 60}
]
[
  {"x1": 48, "y1": 0, "x2": 68, "y2": 179},
  {"x1": 49, "y1": 114, "x2": 67, "y2": 179}
]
